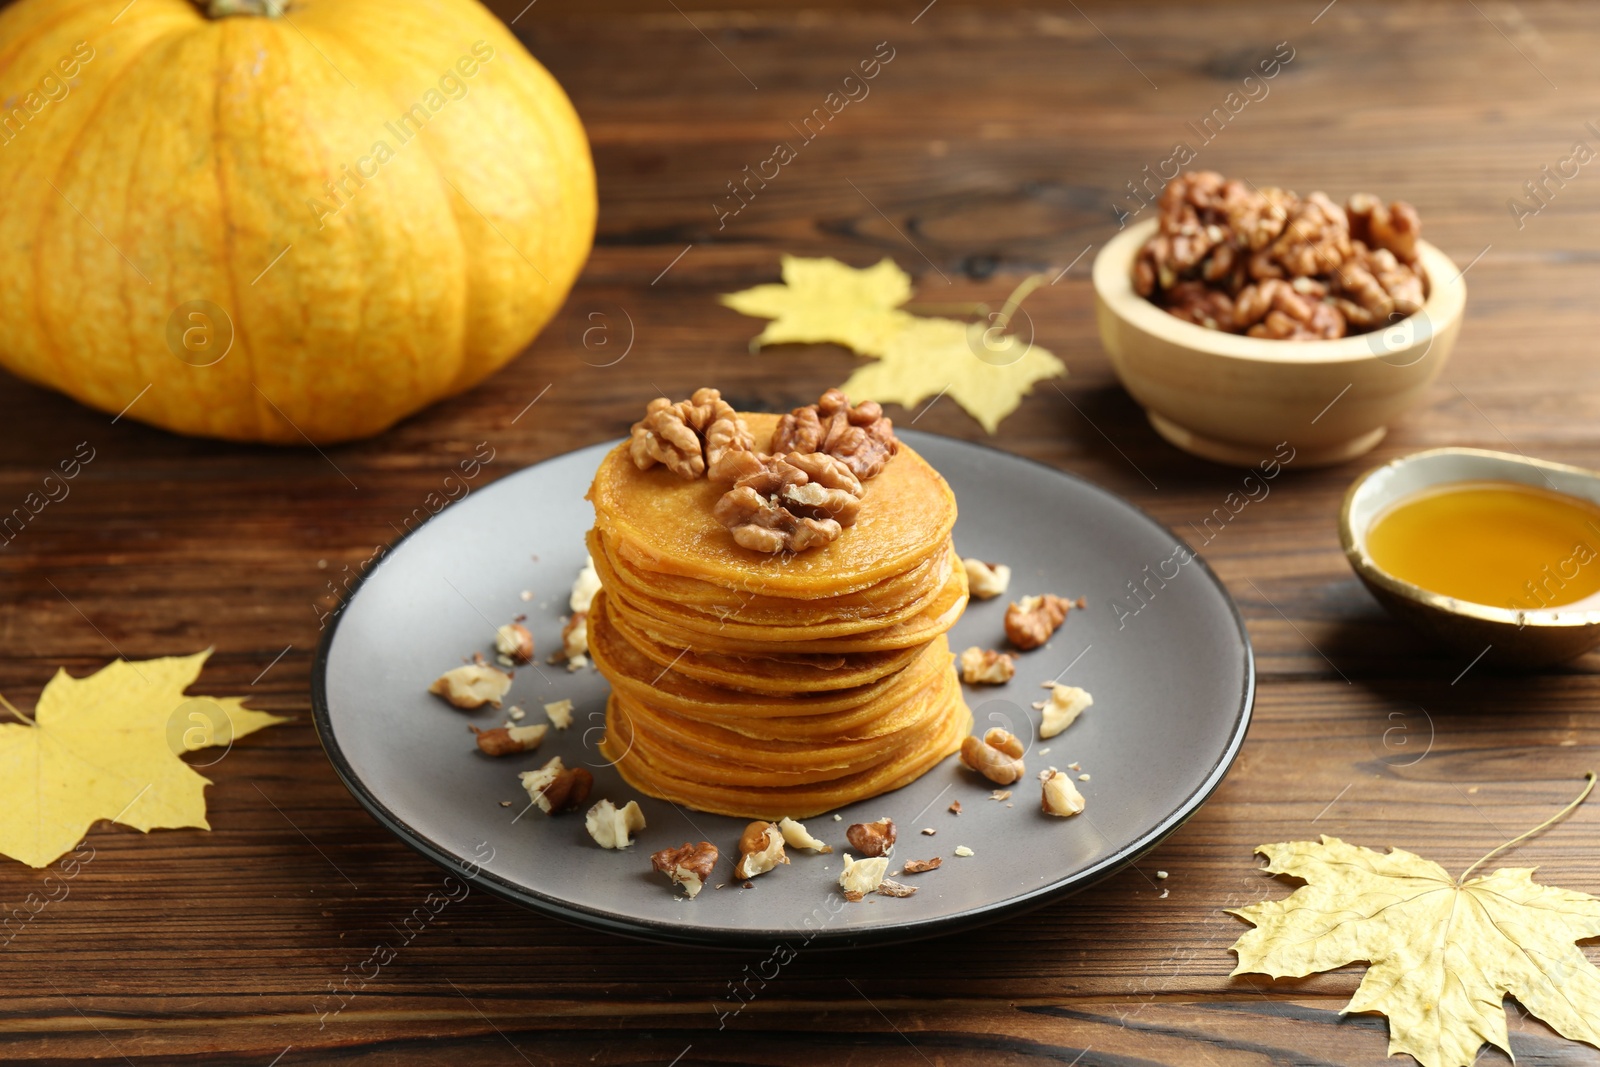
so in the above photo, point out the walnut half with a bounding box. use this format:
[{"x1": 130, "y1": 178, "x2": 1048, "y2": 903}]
[
  {"x1": 629, "y1": 388, "x2": 753, "y2": 479},
  {"x1": 772, "y1": 388, "x2": 899, "y2": 481},
  {"x1": 713, "y1": 451, "x2": 863, "y2": 554},
  {"x1": 960, "y1": 727, "x2": 1026, "y2": 785}
]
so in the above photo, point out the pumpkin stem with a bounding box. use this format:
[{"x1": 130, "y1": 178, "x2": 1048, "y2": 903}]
[{"x1": 201, "y1": 0, "x2": 291, "y2": 16}]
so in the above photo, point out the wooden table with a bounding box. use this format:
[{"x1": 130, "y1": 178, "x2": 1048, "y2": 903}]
[{"x1": 4, "y1": 0, "x2": 1599, "y2": 1062}]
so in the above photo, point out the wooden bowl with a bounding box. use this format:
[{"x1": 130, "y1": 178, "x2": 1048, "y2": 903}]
[
  {"x1": 1092, "y1": 218, "x2": 1466, "y2": 468},
  {"x1": 1340, "y1": 447, "x2": 1600, "y2": 667}
]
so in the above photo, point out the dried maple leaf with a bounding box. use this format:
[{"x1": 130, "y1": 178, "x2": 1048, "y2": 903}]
[
  {"x1": 724, "y1": 257, "x2": 1066, "y2": 434},
  {"x1": 0, "y1": 651, "x2": 286, "y2": 868},
  {"x1": 1230, "y1": 814, "x2": 1600, "y2": 1067},
  {"x1": 839, "y1": 313, "x2": 1065, "y2": 434},
  {"x1": 720, "y1": 255, "x2": 915, "y2": 356}
]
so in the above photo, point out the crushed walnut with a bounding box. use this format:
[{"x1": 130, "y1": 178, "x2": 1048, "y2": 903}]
[
  {"x1": 629, "y1": 388, "x2": 753, "y2": 479},
  {"x1": 772, "y1": 388, "x2": 899, "y2": 481},
  {"x1": 1005, "y1": 594, "x2": 1083, "y2": 651},
  {"x1": 569, "y1": 554, "x2": 601, "y2": 613},
  {"x1": 960, "y1": 727, "x2": 1026, "y2": 785},
  {"x1": 876, "y1": 878, "x2": 917, "y2": 898},
  {"x1": 585, "y1": 799, "x2": 647, "y2": 849},
  {"x1": 1136, "y1": 171, "x2": 1427, "y2": 340},
  {"x1": 777, "y1": 816, "x2": 833, "y2": 854},
  {"x1": 470, "y1": 723, "x2": 547, "y2": 757},
  {"x1": 838, "y1": 854, "x2": 890, "y2": 901},
  {"x1": 543, "y1": 698, "x2": 574, "y2": 730},
  {"x1": 429, "y1": 661, "x2": 513, "y2": 709},
  {"x1": 961, "y1": 558, "x2": 1012, "y2": 600},
  {"x1": 733, "y1": 821, "x2": 789, "y2": 880},
  {"x1": 948, "y1": 800, "x2": 962, "y2": 815},
  {"x1": 845, "y1": 818, "x2": 896, "y2": 858},
  {"x1": 651, "y1": 841, "x2": 718, "y2": 898},
  {"x1": 519, "y1": 756, "x2": 594, "y2": 815},
  {"x1": 1039, "y1": 767, "x2": 1087, "y2": 817},
  {"x1": 555, "y1": 612, "x2": 589, "y2": 672},
  {"x1": 953, "y1": 845, "x2": 974, "y2": 857},
  {"x1": 1034, "y1": 683, "x2": 1093, "y2": 739},
  {"x1": 713, "y1": 450, "x2": 863, "y2": 554},
  {"x1": 902, "y1": 856, "x2": 942, "y2": 874},
  {"x1": 958, "y1": 646, "x2": 1016, "y2": 685},
  {"x1": 494, "y1": 621, "x2": 534, "y2": 665}
]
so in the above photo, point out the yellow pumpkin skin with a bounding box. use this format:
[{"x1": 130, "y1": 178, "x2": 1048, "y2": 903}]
[{"x1": 0, "y1": 0, "x2": 595, "y2": 442}]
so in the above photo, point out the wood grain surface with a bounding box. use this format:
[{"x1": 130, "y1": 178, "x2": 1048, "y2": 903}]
[{"x1": 3, "y1": 0, "x2": 1600, "y2": 1063}]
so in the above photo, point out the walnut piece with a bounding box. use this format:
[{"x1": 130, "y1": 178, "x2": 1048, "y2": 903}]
[
  {"x1": 1135, "y1": 172, "x2": 1427, "y2": 340},
  {"x1": 1033, "y1": 683, "x2": 1093, "y2": 739},
  {"x1": 1040, "y1": 767, "x2": 1087, "y2": 817},
  {"x1": 901, "y1": 856, "x2": 942, "y2": 874},
  {"x1": 652, "y1": 841, "x2": 718, "y2": 898},
  {"x1": 959, "y1": 727, "x2": 1026, "y2": 785},
  {"x1": 958, "y1": 646, "x2": 1016, "y2": 686},
  {"x1": 845, "y1": 818, "x2": 896, "y2": 858},
  {"x1": 543, "y1": 698, "x2": 574, "y2": 730},
  {"x1": 429, "y1": 662, "x2": 512, "y2": 709},
  {"x1": 569, "y1": 554, "x2": 601, "y2": 613},
  {"x1": 838, "y1": 854, "x2": 890, "y2": 901},
  {"x1": 713, "y1": 451, "x2": 863, "y2": 554},
  {"x1": 470, "y1": 723, "x2": 547, "y2": 757},
  {"x1": 961, "y1": 558, "x2": 1011, "y2": 600},
  {"x1": 733, "y1": 821, "x2": 789, "y2": 880},
  {"x1": 585, "y1": 799, "x2": 647, "y2": 849},
  {"x1": 772, "y1": 388, "x2": 899, "y2": 481},
  {"x1": 1004, "y1": 594, "x2": 1082, "y2": 651},
  {"x1": 777, "y1": 816, "x2": 833, "y2": 854},
  {"x1": 495, "y1": 622, "x2": 534, "y2": 665},
  {"x1": 629, "y1": 388, "x2": 753, "y2": 479},
  {"x1": 876, "y1": 878, "x2": 917, "y2": 898},
  {"x1": 519, "y1": 756, "x2": 594, "y2": 815},
  {"x1": 556, "y1": 612, "x2": 589, "y2": 671}
]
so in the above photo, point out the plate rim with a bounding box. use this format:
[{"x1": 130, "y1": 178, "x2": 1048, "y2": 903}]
[{"x1": 310, "y1": 430, "x2": 1255, "y2": 949}]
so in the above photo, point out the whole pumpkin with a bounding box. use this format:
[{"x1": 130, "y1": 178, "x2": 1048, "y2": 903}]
[{"x1": 0, "y1": 0, "x2": 595, "y2": 442}]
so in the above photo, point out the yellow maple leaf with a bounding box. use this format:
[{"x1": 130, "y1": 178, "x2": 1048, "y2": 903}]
[
  {"x1": 720, "y1": 255, "x2": 916, "y2": 357},
  {"x1": 1230, "y1": 801, "x2": 1600, "y2": 1067},
  {"x1": 839, "y1": 312, "x2": 1066, "y2": 434},
  {"x1": 0, "y1": 651, "x2": 286, "y2": 868}
]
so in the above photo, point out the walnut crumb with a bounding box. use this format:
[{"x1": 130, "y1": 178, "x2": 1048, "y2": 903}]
[
  {"x1": 838, "y1": 854, "x2": 890, "y2": 901},
  {"x1": 651, "y1": 841, "x2": 718, "y2": 898},
  {"x1": 543, "y1": 698, "x2": 574, "y2": 729},
  {"x1": 954, "y1": 845, "x2": 974, "y2": 858},
  {"x1": 902, "y1": 857, "x2": 942, "y2": 874},
  {"x1": 948, "y1": 800, "x2": 962, "y2": 815},
  {"x1": 958, "y1": 646, "x2": 1016, "y2": 686},
  {"x1": 470, "y1": 723, "x2": 547, "y2": 757},
  {"x1": 920, "y1": 827, "x2": 936, "y2": 836},
  {"x1": 1040, "y1": 767, "x2": 1087, "y2": 817},
  {"x1": 1033, "y1": 683, "x2": 1093, "y2": 739},
  {"x1": 778, "y1": 816, "x2": 833, "y2": 854},
  {"x1": 876, "y1": 878, "x2": 917, "y2": 898},
  {"x1": 1005, "y1": 594, "x2": 1083, "y2": 651},
  {"x1": 429, "y1": 663, "x2": 513, "y2": 709},
  {"x1": 494, "y1": 622, "x2": 534, "y2": 665},
  {"x1": 733, "y1": 821, "x2": 789, "y2": 880},
  {"x1": 518, "y1": 756, "x2": 593, "y2": 815},
  {"x1": 961, "y1": 558, "x2": 1012, "y2": 600},
  {"x1": 584, "y1": 799, "x2": 646, "y2": 849},
  {"x1": 989, "y1": 789, "x2": 1012, "y2": 802}
]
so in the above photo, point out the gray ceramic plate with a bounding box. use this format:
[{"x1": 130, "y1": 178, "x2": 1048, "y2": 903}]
[{"x1": 312, "y1": 431, "x2": 1253, "y2": 948}]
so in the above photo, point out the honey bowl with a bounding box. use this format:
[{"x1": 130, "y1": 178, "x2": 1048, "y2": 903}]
[
  {"x1": 1092, "y1": 218, "x2": 1466, "y2": 469},
  {"x1": 1340, "y1": 447, "x2": 1600, "y2": 667}
]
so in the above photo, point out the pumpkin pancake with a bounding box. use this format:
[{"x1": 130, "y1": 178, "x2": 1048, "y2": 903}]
[
  {"x1": 588, "y1": 527, "x2": 951, "y2": 627},
  {"x1": 599, "y1": 671, "x2": 971, "y2": 819},
  {"x1": 588, "y1": 413, "x2": 957, "y2": 597},
  {"x1": 602, "y1": 553, "x2": 968, "y2": 654},
  {"x1": 597, "y1": 592, "x2": 924, "y2": 694}
]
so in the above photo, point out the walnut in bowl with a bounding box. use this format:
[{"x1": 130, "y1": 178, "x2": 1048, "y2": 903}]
[{"x1": 1092, "y1": 174, "x2": 1465, "y2": 468}]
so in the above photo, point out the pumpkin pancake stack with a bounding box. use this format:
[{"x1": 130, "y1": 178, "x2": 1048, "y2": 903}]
[{"x1": 587, "y1": 391, "x2": 971, "y2": 819}]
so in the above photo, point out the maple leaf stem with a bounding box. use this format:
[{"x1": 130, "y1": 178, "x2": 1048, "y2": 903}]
[
  {"x1": 990, "y1": 273, "x2": 1048, "y2": 333},
  {"x1": 1458, "y1": 770, "x2": 1596, "y2": 883},
  {"x1": 0, "y1": 694, "x2": 32, "y2": 725}
]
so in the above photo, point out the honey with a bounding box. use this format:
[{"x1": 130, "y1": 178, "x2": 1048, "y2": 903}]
[{"x1": 1365, "y1": 480, "x2": 1600, "y2": 611}]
